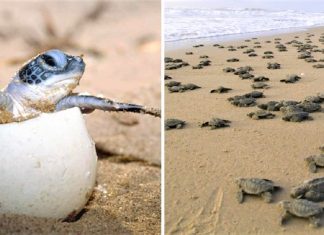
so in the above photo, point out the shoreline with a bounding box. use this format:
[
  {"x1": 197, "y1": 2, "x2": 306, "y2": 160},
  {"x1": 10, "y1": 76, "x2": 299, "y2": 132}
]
[{"x1": 165, "y1": 25, "x2": 324, "y2": 51}]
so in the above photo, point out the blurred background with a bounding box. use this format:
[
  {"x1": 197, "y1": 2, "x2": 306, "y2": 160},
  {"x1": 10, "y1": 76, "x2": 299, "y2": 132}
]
[{"x1": 0, "y1": 1, "x2": 161, "y2": 234}]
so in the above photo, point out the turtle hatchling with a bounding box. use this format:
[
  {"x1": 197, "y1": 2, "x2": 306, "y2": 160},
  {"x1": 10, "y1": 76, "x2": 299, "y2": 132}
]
[
  {"x1": 0, "y1": 49, "x2": 160, "y2": 124},
  {"x1": 251, "y1": 82, "x2": 269, "y2": 89},
  {"x1": 280, "y1": 74, "x2": 301, "y2": 83},
  {"x1": 165, "y1": 118, "x2": 186, "y2": 130},
  {"x1": 305, "y1": 155, "x2": 324, "y2": 173},
  {"x1": 235, "y1": 178, "x2": 280, "y2": 203},
  {"x1": 279, "y1": 199, "x2": 323, "y2": 227},
  {"x1": 291, "y1": 177, "x2": 324, "y2": 202},
  {"x1": 210, "y1": 86, "x2": 232, "y2": 93},
  {"x1": 201, "y1": 118, "x2": 231, "y2": 129},
  {"x1": 247, "y1": 110, "x2": 275, "y2": 120}
]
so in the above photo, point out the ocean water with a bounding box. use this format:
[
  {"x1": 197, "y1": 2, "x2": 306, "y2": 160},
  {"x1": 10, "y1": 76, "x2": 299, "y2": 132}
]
[{"x1": 165, "y1": 8, "x2": 324, "y2": 42}]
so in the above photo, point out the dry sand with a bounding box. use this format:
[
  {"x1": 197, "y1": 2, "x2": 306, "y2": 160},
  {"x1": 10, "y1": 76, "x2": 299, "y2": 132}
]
[
  {"x1": 0, "y1": 1, "x2": 160, "y2": 234},
  {"x1": 165, "y1": 27, "x2": 324, "y2": 234}
]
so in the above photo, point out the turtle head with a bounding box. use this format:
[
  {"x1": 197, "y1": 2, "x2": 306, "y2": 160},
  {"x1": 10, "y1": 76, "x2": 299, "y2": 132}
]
[
  {"x1": 235, "y1": 178, "x2": 244, "y2": 186},
  {"x1": 290, "y1": 186, "x2": 306, "y2": 198},
  {"x1": 305, "y1": 155, "x2": 315, "y2": 164},
  {"x1": 17, "y1": 49, "x2": 85, "y2": 89},
  {"x1": 278, "y1": 201, "x2": 290, "y2": 210},
  {"x1": 6, "y1": 49, "x2": 85, "y2": 117},
  {"x1": 5, "y1": 49, "x2": 85, "y2": 117}
]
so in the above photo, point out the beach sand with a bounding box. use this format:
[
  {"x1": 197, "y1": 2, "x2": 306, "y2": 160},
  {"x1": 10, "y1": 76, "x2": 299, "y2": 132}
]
[
  {"x1": 0, "y1": 1, "x2": 160, "y2": 234},
  {"x1": 165, "y1": 27, "x2": 324, "y2": 234}
]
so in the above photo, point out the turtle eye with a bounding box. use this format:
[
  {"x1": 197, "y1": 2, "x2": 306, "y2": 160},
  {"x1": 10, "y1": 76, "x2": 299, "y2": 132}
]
[{"x1": 42, "y1": 54, "x2": 56, "y2": 67}]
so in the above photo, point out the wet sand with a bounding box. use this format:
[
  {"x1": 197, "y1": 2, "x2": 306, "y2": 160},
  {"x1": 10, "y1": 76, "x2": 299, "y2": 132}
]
[
  {"x1": 0, "y1": 1, "x2": 160, "y2": 234},
  {"x1": 165, "y1": 27, "x2": 324, "y2": 234}
]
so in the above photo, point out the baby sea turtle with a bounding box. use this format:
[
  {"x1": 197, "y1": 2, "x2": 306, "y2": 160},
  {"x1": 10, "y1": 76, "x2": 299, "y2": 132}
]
[
  {"x1": 201, "y1": 118, "x2": 230, "y2": 129},
  {"x1": 251, "y1": 82, "x2": 269, "y2": 89},
  {"x1": 243, "y1": 49, "x2": 255, "y2": 54},
  {"x1": 239, "y1": 73, "x2": 254, "y2": 79},
  {"x1": 267, "y1": 62, "x2": 281, "y2": 69},
  {"x1": 298, "y1": 101, "x2": 321, "y2": 113},
  {"x1": 164, "y1": 75, "x2": 172, "y2": 80},
  {"x1": 222, "y1": 67, "x2": 235, "y2": 73},
  {"x1": 262, "y1": 55, "x2": 274, "y2": 59},
  {"x1": 305, "y1": 155, "x2": 324, "y2": 173},
  {"x1": 248, "y1": 53, "x2": 258, "y2": 57},
  {"x1": 235, "y1": 178, "x2": 279, "y2": 203},
  {"x1": 279, "y1": 199, "x2": 323, "y2": 227},
  {"x1": 282, "y1": 111, "x2": 311, "y2": 122},
  {"x1": 280, "y1": 74, "x2": 301, "y2": 83},
  {"x1": 227, "y1": 58, "x2": 239, "y2": 62},
  {"x1": 253, "y1": 76, "x2": 269, "y2": 82},
  {"x1": 258, "y1": 101, "x2": 282, "y2": 111},
  {"x1": 313, "y1": 64, "x2": 324, "y2": 69},
  {"x1": 247, "y1": 110, "x2": 275, "y2": 120},
  {"x1": 291, "y1": 178, "x2": 324, "y2": 202},
  {"x1": 0, "y1": 49, "x2": 160, "y2": 124},
  {"x1": 165, "y1": 118, "x2": 186, "y2": 130},
  {"x1": 168, "y1": 83, "x2": 201, "y2": 93},
  {"x1": 228, "y1": 96, "x2": 256, "y2": 107},
  {"x1": 244, "y1": 91, "x2": 264, "y2": 98},
  {"x1": 165, "y1": 81, "x2": 181, "y2": 87},
  {"x1": 234, "y1": 66, "x2": 253, "y2": 75},
  {"x1": 281, "y1": 105, "x2": 311, "y2": 122},
  {"x1": 304, "y1": 96, "x2": 322, "y2": 103},
  {"x1": 210, "y1": 86, "x2": 232, "y2": 93}
]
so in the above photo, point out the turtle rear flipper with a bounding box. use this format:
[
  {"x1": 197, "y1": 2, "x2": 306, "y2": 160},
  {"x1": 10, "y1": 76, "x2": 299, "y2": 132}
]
[{"x1": 236, "y1": 190, "x2": 244, "y2": 203}]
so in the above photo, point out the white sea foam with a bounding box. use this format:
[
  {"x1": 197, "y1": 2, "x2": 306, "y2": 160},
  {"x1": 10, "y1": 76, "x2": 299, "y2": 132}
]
[{"x1": 165, "y1": 8, "x2": 324, "y2": 42}]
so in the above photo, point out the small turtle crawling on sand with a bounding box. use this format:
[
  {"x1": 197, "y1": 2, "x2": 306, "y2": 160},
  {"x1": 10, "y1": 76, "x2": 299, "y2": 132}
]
[
  {"x1": 227, "y1": 58, "x2": 240, "y2": 62},
  {"x1": 253, "y1": 76, "x2": 270, "y2": 82},
  {"x1": 0, "y1": 49, "x2": 160, "y2": 124},
  {"x1": 280, "y1": 74, "x2": 301, "y2": 83},
  {"x1": 201, "y1": 118, "x2": 230, "y2": 129},
  {"x1": 279, "y1": 199, "x2": 323, "y2": 227},
  {"x1": 267, "y1": 62, "x2": 281, "y2": 69},
  {"x1": 247, "y1": 110, "x2": 275, "y2": 120},
  {"x1": 235, "y1": 178, "x2": 280, "y2": 203},
  {"x1": 228, "y1": 96, "x2": 256, "y2": 107},
  {"x1": 165, "y1": 118, "x2": 186, "y2": 130},
  {"x1": 305, "y1": 155, "x2": 324, "y2": 173},
  {"x1": 281, "y1": 105, "x2": 312, "y2": 122},
  {"x1": 291, "y1": 178, "x2": 324, "y2": 202},
  {"x1": 282, "y1": 111, "x2": 311, "y2": 122},
  {"x1": 251, "y1": 82, "x2": 269, "y2": 89},
  {"x1": 222, "y1": 67, "x2": 235, "y2": 73},
  {"x1": 210, "y1": 86, "x2": 232, "y2": 93}
]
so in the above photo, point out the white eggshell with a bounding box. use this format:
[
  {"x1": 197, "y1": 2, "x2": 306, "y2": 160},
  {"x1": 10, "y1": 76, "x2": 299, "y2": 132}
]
[{"x1": 0, "y1": 107, "x2": 97, "y2": 220}]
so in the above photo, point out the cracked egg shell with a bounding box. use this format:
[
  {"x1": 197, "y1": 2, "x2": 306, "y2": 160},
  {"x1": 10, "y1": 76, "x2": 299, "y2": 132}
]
[{"x1": 0, "y1": 107, "x2": 97, "y2": 220}]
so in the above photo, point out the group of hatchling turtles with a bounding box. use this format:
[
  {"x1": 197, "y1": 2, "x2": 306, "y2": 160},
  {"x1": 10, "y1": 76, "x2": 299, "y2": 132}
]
[
  {"x1": 236, "y1": 146, "x2": 324, "y2": 228},
  {"x1": 236, "y1": 177, "x2": 324, "y2": 227}
]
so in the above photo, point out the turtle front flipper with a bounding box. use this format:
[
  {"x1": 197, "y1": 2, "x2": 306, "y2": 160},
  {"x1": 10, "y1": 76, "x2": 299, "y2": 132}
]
[
  {"x1": 309, "y1": 216, "x2": 321, "y2": 228},
  {"x1": 236, "y1": 190, "x2": 244, "y2": 203},
  {"x1": 261, "y1": 191, "x2": 272, "y2": 203},
  {"x1": 55, "y1": 95, "x2": 160, "y2": 117},
  {"x1": 280, "y1": 211, "x2": 290, "y2": 225},
  {"x1": 308, "y1": 161, "x2": 317, "y2": 173}
]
